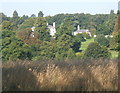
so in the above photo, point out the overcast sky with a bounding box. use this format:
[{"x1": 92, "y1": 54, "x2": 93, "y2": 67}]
[{"x1": 0, "y1": 0, "x2": 119, "y2": 17}]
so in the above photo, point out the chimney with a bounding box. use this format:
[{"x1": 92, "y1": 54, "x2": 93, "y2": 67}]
[
  {"x1": 77, "y1": 25, "x2": 80, "y2": 30},
  {"x1": 53, "y1": 22, "x2": 55, "y2": 28}
]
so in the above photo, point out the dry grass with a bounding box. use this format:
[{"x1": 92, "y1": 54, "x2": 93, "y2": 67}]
[{"x1": 2, "y1": 59, "x2": 118, "y2": 91}]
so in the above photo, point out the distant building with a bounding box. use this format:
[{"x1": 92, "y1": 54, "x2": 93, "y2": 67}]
[
  {"x1": 72, "y1": 25, "x2": 92, "y2": 37},
  {"x1": 31, "y1": 22, "x2": 56, "y2": 37},
  {"x1": 47, "y1": 22, "x2": 56, "y2": 37}
]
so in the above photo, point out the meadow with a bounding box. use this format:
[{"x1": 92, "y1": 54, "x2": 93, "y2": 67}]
[{"x1": 2, "y1": 59, "x2": 118, "y2": 91}]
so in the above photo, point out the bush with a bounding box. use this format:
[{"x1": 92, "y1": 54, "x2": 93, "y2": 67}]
[
  {"x1": 75, "y1": 52, "x2": 84, "y2": 59},
  {"x1": 84, "y1": 42, "x2": 111, "y2": 59}
]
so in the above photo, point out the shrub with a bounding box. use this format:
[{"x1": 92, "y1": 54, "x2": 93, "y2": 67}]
[{"x1": 75, "y1": 52, "x2": 84, "y2": 59}]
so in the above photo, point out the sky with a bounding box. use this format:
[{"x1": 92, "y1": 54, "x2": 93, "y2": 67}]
[{"x1": 0, "y1": 0, "x2": 119, "y2": 17}]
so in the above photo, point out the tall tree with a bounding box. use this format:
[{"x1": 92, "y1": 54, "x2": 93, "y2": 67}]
[
  {"x1": 110, "y1": 10, "x2": 114, "y2": 14},
  {"x1": 12, "y1": 10, "x2": 20, "y2": 30},
  {"x1": 13, "y1": 10, "x2": 19, "y2": 18},
  {"x1": 30, "y1": 14, "x2": 36, "y2": 18},
  {"x1": 34, "y1": 17, "x2": 51, "y2": 41},
  {"x1": 38, "y1": 11, "x2": 44, "y2": 17},
  {"x1": 55, "y1": 34, "x2": 73, "y2": 59},
  {"x1": 2, "y1": 30, "x2": 32, "y2": 61}
]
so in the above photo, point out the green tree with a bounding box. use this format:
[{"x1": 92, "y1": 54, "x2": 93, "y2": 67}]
[
  {"x1": 32, "y1": 41, "x2": 57, "y2": 61},
  {"x1": 12, "y1": 10, "x2": 20, "y2": 30},
  {"x1": 0, "y1": 12, "x2": 8, "y2": 23},
  {"x1": 2, "y1": 30, "x2": 32, "y2": 61},
  {"x1": 110, "y1": 10, "x2": 114, "y2": 14},
  {"x1": 56, "y1": 17, "x2": 74, "y2": 37},
  {"x1": 95, "y1": 34, "x2": 110, "y2": 47},
  {"x1": 18, "y1": 15, "x2": 29, "y2": 25},
  {"x1": 84, "y1": 42, "x2": 111, "y2": 59},
  {"x1": 38, "y1": 11, "x2": 44, "y2": 17},
  {"x1": 17, "y1": 28, "x2": 40, "y2": 45},
  {"x1": 110, "y1": 31, "x2": 120, "y2": 50},
  {"x1": 96, "y1": 24, "x2": 111, "y2": 35},
  {"x1": 74, "y1": 34, "x2": 86, "y2": 42},
  {"x1": 18, "y1": 18, "x2": 36, "y2": 30},
  {"x1": 34, "y1": 17, "x2": 51, "y2": 41},
  {"x1": 2, "y1": 21, "x2": 13, "y2": 30},
  {"x1": 66, "y1": 48, "x2": 76, "y2": 59},
  {"x1": 72, "y1": 35, "x2": 82, "y2": 52},
  {"x1": 55, "y1": 34, "x2": 73, "y2": 60},
  {"x1": 13, "y1": 10, "x2": 19, "y2": 18},
  {"x1": 30, "y1": 14, "x2": 36, "y2": 18}
]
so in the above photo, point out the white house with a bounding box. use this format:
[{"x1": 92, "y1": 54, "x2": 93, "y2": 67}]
[
  {"x1": 47, "y1": 22, "x2": 56, "y2": 37},
  {"x1": 31, "y1": 22, "x2": 56, "y2": 37},
  {"x1": 72, "y1": 25, "x2": 92, "y2": 37}
]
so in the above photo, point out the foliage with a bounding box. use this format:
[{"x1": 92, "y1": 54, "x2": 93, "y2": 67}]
[
  {"x1": 66, "y1": 48, "x2": 76, "y2": 59},
  {"x1": 34, "y1": 17, "x2": 51, "y2": 41},
  {"x1": 13, "y1": 10, "x2": 19, "y2": 18},
  {"x1": 82, "y1": 33, "x2": 91, "y2": 39},
  {"x1": 0, "y1": 12, "x2": 9, "y2": 23},
  {"x1": 74, "y1": 34, "x2": 86, "y2": 42},
  {"x1": 18, "y1": 18, "x2": 36, "y2": 30},
  {"x1": 94, "y1": 34, "x2": 110, "y2": 47},
  {"x1": 30, "y1": 14, "x2": 36, "y2": 18},
  {"x1": 17, "y1": 28, "x2": 40, "y2": 45},
  {"x1": 72, "y1": 35, "x2": 82, "y2": 52},
  {"x1": 110, "y1": 31, "x2": 120, "y2": 50},
  {"x1": 84, "y1": 42, "x2": 111, "y2": 59},
  {"x1": 2, "y1": 30, "x2": 32, "y2": 61},
  {"x1": 2, "y1": 21, "x2": 13, "y2": 30},
  {"x1": 56, "y1": 34, "x2": 74, "y2": 60},
  {"x1": 32, "y1": 41, "x2": 57, "y2": 61},
  {"x1": 38, "y1": 11, "x2": 44, "y2": 17},
  {"x1": 75, "y1": 52, "x2": 84, "y2": 59},
  {"x1": 56, "y1": 17, "x2": 74, "y2": 37},
  {"x1": 110, "y1": 13, "x2": 120, "y2": 51},
  {"x1": 11, "y1": 10, "x2": 20, "y2": 30}
]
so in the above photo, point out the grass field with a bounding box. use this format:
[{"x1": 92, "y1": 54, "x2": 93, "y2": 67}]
[{"x1": 80, "y1": 38, "x2": 94, "y2": 51}]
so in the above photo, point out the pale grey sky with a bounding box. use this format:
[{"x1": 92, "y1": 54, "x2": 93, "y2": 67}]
[{"x1": 0, "y1": 0, "x2": 119, "y2": 17}]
